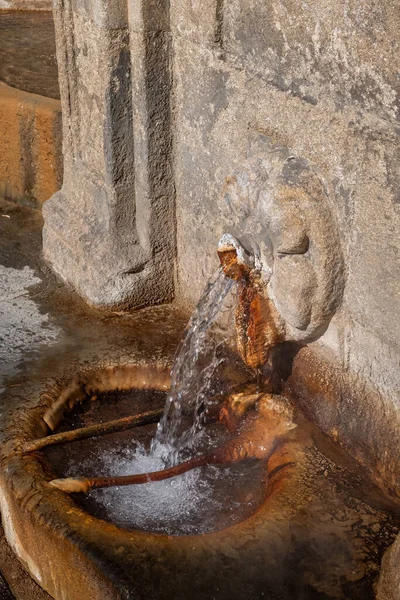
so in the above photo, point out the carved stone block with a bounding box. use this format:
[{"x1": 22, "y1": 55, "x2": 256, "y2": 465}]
[
  {"x1": 221, "y1": 142, "x2": 345, "y2": 343},
  {"x1": 42, "y1": 0, "x2": 175, "y2": 309}
]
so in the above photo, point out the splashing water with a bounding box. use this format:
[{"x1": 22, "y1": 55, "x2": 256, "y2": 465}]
[
  {"x1": 57, "y1": 268, "x2": 267, "y2": 534},
  {"x1": 68, "y1": 440, "x2": 265, "y2": 535},
  {"x1": 151, "y1": 268, "x2": 238, "y2": 466}
]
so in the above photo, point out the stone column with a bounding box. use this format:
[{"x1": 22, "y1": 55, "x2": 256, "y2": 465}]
[{"x1": 43, "y1": 0, "x2": 175, "y2": 309}]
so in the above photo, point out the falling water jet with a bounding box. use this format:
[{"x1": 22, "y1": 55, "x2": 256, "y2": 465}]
[{"x1": 150, "y1": 266, "x2": 241, "y2": 465}]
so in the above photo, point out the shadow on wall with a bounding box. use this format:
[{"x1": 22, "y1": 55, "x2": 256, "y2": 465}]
[{"x1": 0, "y1": 8, "x2": 62, "y2": 208}]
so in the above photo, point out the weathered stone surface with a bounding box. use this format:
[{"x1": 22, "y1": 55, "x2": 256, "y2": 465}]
[
  {"x1": 0, "y1": 568, "x2": 13, "y2": 600},
  {"x1": 283, "y1": 345, "x2": 400, "y2": 501},
  {"x1": 0, "y1": 525, "x2": 51, "y2": 600},
  {"x1": 0, "y1": 82, "x2": 62, "y2": 207},
  {"x1": 377, "y1": 534, "x2": 400, "y2": 600},
  {"x1": 33, "y1": 1, "x2": 400, "y2": 594},
  {"x1": 35, "y1": 0, "x2": 399, "y2": 408},
  {"x1": 0, "y1": 10, "x2": 59, "y2": 100},
  {"x1": 43, "y1": 0, "x2": 175, "y2": 309},
  {"x1": 169, "y1": 7, "x2": 400, "y2": 588},
  {"x1": 170, "y1": 0, "x2": 400, "y2": 409},
  {"x1": 1, "y1": 357, "x2": 398, "y2": 599},
  {"x1": 218, "y1": 147, "x2": 345, "y2": 342},
  {"x1": 172, "y1": 0, "x2": 399, "y2": 119},
  {"x1": 0, "y1": 1, "x2": 51, "y2": 9}
]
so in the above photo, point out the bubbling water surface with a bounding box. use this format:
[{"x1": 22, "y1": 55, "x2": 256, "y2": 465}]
[{"x1": 67, "y1": 437, "x2": 266, "y2": 535}]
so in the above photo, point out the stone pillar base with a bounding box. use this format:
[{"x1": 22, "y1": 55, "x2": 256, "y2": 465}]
[
  {"x1": 42, "y1": 0, "x2": 175, "y2": 310},
  {"x1": 43, "y1": 179, "x2": 174, "y2": 310}
]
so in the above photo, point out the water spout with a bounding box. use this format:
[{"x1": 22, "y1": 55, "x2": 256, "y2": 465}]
[{"x1": 217, "y1": 233, "x2": 256, "y2": 280}]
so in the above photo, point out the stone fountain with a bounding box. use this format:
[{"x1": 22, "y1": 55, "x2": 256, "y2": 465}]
[
  {"x1": 0, "y1": 0, "x2": 399, "y2": 599},
  {"x1": 1, "y1": 145, "x2": 399, "y2": 599}
]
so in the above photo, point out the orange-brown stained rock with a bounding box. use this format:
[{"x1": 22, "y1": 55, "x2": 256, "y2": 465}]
[
  {"x1": 284, "y1": 346, "x2": 400, "y2": 502},
  {"x1": 217, "y1": 248, "x2": 250, "y2": 281},
  {"x1": 0, "y1": 85, "x2": 24, "y2": 201},
  {"x1": 32, "y1": 102, "x2": 62, "y2": 203},
  {"x1": 48, "y1": 392, "x2": 297, "y2": 493},
  {"x1": 0, "y1": 522, "x2": 51, "y2": 600},
  {"x1": 235, "y1": 278, "x2": 284, "y2": 370},
  {"x1": 218, "y1": 246, "x2": 285, "y2": 370},
  {"x1": 2, "y1": 363, "x2": 399, "y2": 600},
  {"x1": 0, "y1": 82, "x2": 62, "y2": 207}
]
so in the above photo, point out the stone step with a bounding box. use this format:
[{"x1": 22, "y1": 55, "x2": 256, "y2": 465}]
[{"x1": 0, "y1": 82, "x2": 62, "y2": 208}]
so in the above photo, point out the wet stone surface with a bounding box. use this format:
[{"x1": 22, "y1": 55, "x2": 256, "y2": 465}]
[
  {"x1": 0, "y1": 524, "x2": 51, "y2": 600},
  {"x1": 0, "y1": 198, "x2": 185, "y2": 416},
  {"x1": 0, "y1": 570, "x2": 13, "y2": 600},
  {"x1": 40, "y1": 381, "x2": 400, "y2": 596}
]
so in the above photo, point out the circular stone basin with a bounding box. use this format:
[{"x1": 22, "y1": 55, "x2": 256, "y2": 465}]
[
  {"x1": 1, "y1": 363, "x2": 398, "y2": 600},
  {"x1": 44, "y1": 385, "x2": 267, "y2": 535}
]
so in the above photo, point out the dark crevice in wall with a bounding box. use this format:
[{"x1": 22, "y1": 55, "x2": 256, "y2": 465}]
[
  {"x1": 53, "y1": 0, "x2": 80, "y2": 159},
  {"x1": 132, "y1": 0, "x2": 176, "y2": 265},
  {"x1": 104, "y1": 35, "x2": 135, "y2": 190},
  {"x1": 215, "y1": 0, "x2": 225, "y2": 49},
  {"x1": 19, "y1": 111, "x2": 35, "y2": 203}
]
